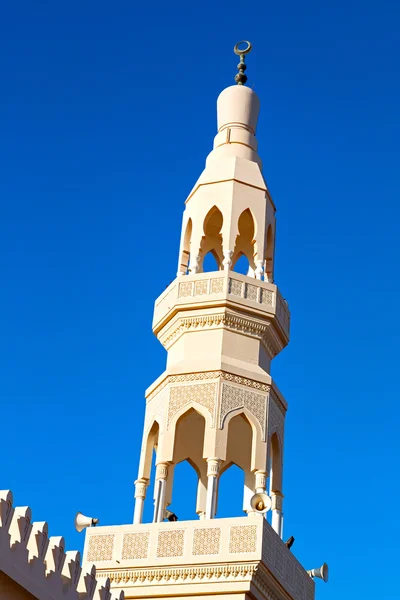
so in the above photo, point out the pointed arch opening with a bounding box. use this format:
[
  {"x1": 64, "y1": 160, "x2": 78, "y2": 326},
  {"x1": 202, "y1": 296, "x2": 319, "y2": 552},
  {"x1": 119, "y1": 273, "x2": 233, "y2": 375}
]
[
  {"x1": 171, "y1": 408, "x2": 207, "y2": 519},
  {"x1": 203, "y1": 250, "x2": 220, "y2": 272},
  {"x1": 269, "y1": 432, "x2": 282, "y2": 494},
  {"x1": 179, "y1": 218, "x2": 192, "y2": 275},
  {"x1": 265, "y1": 224, "x2": 274, "y2": 283},
  {"x1": 199, "y1": 206, "x2": 223, "y2": 272},
  {"x1": 232, "y1": 209, "x2": 256, "y2": 276},
  {"x1": 141, "y1": 421, "x2": 159, "y2": 523},
  {"x1": 217, "y1": 413, "x2": 254, "y2": 517},
  {"x1": 216, "y1": 463, "x2": 245, "y2": 518}
]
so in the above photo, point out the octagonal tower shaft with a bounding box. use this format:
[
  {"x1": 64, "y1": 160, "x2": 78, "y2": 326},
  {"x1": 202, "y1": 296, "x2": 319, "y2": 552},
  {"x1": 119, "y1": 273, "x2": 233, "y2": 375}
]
[{"x1": 133, "y1": 83, "x2": 290, "y2": 535}]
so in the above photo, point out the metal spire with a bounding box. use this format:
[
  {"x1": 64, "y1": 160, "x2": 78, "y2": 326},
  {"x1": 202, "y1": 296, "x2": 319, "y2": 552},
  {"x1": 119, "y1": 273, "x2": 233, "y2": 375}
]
[{"x1": 233, "y1": 40, "x2": 252, "y2": 85}]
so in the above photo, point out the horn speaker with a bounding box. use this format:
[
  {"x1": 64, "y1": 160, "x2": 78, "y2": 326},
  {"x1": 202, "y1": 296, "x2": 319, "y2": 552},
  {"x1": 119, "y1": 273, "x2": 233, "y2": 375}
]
[
  {"x1": 307, "y1": 563, "x2": 329, "y2": 583},
  {"x1": 250, "y1": 492, "x2": 271, "y2": 514},
  {"x1": 74, "y1": 512, "x2": 99, "y2": 533}
]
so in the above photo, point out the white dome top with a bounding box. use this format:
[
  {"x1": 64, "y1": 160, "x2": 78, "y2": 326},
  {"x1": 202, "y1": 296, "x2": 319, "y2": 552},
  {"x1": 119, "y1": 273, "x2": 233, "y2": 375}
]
[{"x1": 217, "y1": 85, "x2": 260, "y2": 135}]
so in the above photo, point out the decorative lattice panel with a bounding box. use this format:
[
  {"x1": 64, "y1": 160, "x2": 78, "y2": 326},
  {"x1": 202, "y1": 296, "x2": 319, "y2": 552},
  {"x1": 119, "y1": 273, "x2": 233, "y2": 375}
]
[
  {"x1": 121, "y1": 532, "x2": 150, "y2": 560},
  {"x1": 229, "y1": 278, "x2": 243, "y2": 297},
  {"x1": 178, "y1": 281, "x2": 193, "y2": 298},
  {"x1": 268, "y1": 391, "x2": 285, "y2": 443},
  {"x1": 86, "y1": 534, "x2": 114, "y2": 562},
  {"x1": 192, "y1": 527, "x2": 221, "y2": 555},
  {"x1": 246, "y1": 283, "x2": 258, "y2": 302},
  {"x1": 168, "y1": 382, "x2": 217, "y2": 427},
  {"x1": 228, "y1": 525, "x2": 257, "y2": 553},
  {"x1": 194, "y1": 280, "x2": 208, "y2": 295},
  {"x1": 261, "y1": 288, "x2": 273, "y2": 306},
  {"x1": 220, "y1": 383, "x2": 267, "y2": 439},
  {"x1": 156, "y1": 530, "x2": 185, "y2": 558},
  {"x1": 210, "y1": 278, "x2": 224, "y2": 293}
]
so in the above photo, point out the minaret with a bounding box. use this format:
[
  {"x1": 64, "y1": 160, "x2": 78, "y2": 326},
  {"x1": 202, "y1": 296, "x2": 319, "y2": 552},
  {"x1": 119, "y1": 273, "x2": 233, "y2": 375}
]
[
  {"x1": 82, "y1": 43, "x2": 321, "y2": 600},
  {"x1": 134, "y1": 40, "x2": 288, "y2": 532}
]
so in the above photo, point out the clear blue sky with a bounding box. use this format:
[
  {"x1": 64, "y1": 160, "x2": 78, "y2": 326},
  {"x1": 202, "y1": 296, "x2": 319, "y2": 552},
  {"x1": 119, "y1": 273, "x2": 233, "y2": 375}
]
[{"x1": 2, "y1": 2, "x2": 399, "y2": 598}]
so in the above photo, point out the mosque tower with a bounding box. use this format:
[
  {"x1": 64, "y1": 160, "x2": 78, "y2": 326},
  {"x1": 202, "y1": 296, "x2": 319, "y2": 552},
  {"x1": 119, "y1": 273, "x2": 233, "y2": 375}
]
[{"x1": 82, "y1": 42, "x2": 322, "y2": 600}]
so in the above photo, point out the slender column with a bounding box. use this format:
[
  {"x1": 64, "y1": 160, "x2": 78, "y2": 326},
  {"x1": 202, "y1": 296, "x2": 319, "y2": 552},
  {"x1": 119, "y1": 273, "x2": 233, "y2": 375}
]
[
  {"x1": 255, "y1": 260, "x2": 264, "y2": 280},
  {"x1": 133, "y1": 478, "x2": 147, "y2": 524},
  {"x1": 189, "y1": 254, "x2": 200, "y2": 274},
  {"x1": 271, "y1": 491, "x2": 284, "y2": 538},
  {"x1": 222, "y1": 249, "x2": 233, "y2": 271},
  {"x1": 205, "y1": 458, "x2": 222, "y2": 519},
  {"x1": 153, "y1": 463, "x2": 169, "y2": 523}
]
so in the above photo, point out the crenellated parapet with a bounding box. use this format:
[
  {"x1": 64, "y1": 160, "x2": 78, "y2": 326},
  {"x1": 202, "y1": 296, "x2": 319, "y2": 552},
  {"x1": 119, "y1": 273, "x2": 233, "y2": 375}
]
[{"x1": 0, "y1": 490, "x2": 124, "y2": 600}]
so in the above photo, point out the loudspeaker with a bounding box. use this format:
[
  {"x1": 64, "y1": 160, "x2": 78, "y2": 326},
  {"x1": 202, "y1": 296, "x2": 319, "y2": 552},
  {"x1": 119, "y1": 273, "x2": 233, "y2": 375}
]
[
  {"x1": 250, "y1": 492, "x2": 271, "y2": 514},
  {"x1": 74, "y1": 512, "x2": 99, "y2": 533},
  {"x1": 307, "y1": 563, "x2": 329, "y2": 583}
]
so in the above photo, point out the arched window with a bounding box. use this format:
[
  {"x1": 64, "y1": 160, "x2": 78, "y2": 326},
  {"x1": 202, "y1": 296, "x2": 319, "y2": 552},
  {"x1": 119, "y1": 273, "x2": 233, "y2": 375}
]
[
  {"x1": 179, "y1": 218, "x2": 192, "y2": 275},
  {"x1": 170, "y1": 459, "x2": 201, "y2": 521},
  {"x1": 217, "y1": 412, "x2": 254, "y2": 516},
  {"x1": 233, "y1": 253, "x2": 250, "y2": 275},
  {"x1": 171, "y1": 408, "x2": 207, "y2": 519},
  {"x1": 200, "y1": 206, "x2": 223, "y2": 271},
  {"x1": 232, "y1": 209, "x2": 256, "y2": 275},
  {"x1": 141, "y1": 421, "x2": 159, "y2": 523},
  {"x1": 203, "y1": 250, "x2": 220, "y2": 272},
  {"x1": 216, "y1": 463, "x2": 245, "y2": 518}
]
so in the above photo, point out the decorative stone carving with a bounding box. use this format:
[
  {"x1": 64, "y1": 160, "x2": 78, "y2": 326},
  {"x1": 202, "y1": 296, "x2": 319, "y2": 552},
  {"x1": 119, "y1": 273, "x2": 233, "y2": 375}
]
[
  {"x1": 222, "y1": 249, "x2": 233, "y2": 270},
  {"x1": 134, "y1": 479, "x2": 147, "y2": 499},
  {"x1": 178, "y1": 281, "x2": 194, "y2": 298},
  {"x1": 87, "y1": 534, "x2": 114, "y2": 562},
  {"x1": 168, "y1": 382, "x2": 217, "y2": 427},
  {"x1": 206, "y1": 458, "x2": 222, "y2": 477},
  {"x1": 261, "y1": 288, "x2": 273, "y2": 306},
  {"x1": 148, "y1": 371, "x2": 270, "y2": 403},
  {"x1": 122, "y1": 532, "x2": 150, "y2": 560},
  {"x1": 271, "y1": 492, "x2": 283, "y2": 512},
  {"x1": 192, "y1": 527, "x2": 221, "y2": 555},
  {"x1": 155, "y1": 463, "x2": 169, "y2": 480},
  {"x1": 210, "y1": 277, "x2": 224, "y2": 293},
  {"x1": 104, "y1": 563, "x2": 257, "y2": 585},
  {"x1": 194, "y1": 280, "x2": 208, "y2": 295},
  {"x1": 221, "y1": 372, "x2": 270, "y2": 392},
  {"x1": 156, "y1": 530, "x2": 185, "y2": 558},
  {"x1": 228, "y1": 277, "x2": 243, "y2": 296},
  {"x1": 268, "y1": 392, "x2": 284, "y2": 443},
  {"x1": 220, "y1": 383, "x2": 267, "y2": 439},
  {"x1": 147, "y1": 372, "x2": 221, "y2": 402},
  {"x1": 255, "y1": 259, "x2": 264, "y2": 280},
  {"x1": 245, "y1": 283, "x2": 258, "y2": 302},
  {"x1": 228, "y1": 524, "x2": 257, "y2": 553}
]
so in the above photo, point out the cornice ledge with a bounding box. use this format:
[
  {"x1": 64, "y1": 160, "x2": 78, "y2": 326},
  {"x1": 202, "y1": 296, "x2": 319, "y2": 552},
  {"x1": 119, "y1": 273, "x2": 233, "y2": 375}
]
[{"x1": 98, "y1": 563, "x2": 258, "y2": 585}]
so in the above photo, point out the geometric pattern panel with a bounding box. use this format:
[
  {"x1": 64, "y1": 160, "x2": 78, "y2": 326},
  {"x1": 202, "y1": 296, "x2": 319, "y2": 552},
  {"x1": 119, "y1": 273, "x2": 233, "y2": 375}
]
[
  {"x1": 168, "y1": 382, "x2": 217, "y2": 427},
  {"x1": 220, "y1": 383, "x2": 267, "y2": 439},
  {"x1": 262, "y1": 520, "x2": 314, "y2": 600},
  {"x1": 86, "y1": 534, "x2": 114, "y2": 562},
  {"x1": 156, "y1": 529, "x2": 185, "y2": 558},
  {"x1": 192, "y1": 527, "x2": 221, "y2": 555},
  {"x1": 268, "y1": 390, "x2": 285, "y2": 444},
  {"x1": 229, "y1": 525, "x2": 257, "y2": 553},
  {"x1": 121, "y1": 532, "x2": 150, "y2": 560}
]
